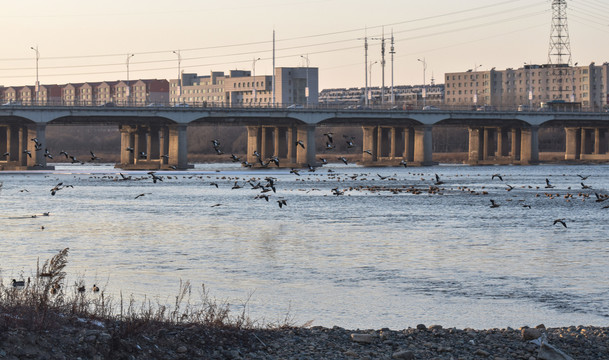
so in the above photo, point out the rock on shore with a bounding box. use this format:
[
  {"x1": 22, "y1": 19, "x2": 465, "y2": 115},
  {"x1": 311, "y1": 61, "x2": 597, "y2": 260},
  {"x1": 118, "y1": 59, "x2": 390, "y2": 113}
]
[{"x1": 0, "y1": 320, "x2": 607, "y2": 359}]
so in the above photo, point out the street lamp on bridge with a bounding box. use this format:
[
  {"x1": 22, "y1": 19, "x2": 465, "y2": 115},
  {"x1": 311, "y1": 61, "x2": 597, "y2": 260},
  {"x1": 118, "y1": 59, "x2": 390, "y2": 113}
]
[
  {"x1": 474, "y1": 63, "x2": 483, "y2": 107},
  {"x1": 30, "y1": 46, "x2": 39, "y2": 105},
  {"x1": 252, "y1": 57, "x2": 261, "y2": 106},
  {"x1": 300, "y1": 54, "x2": 310, "y2": 107},
  {"x1": 126, "y1": 53, "x2": 134, "y2": 105},
  {"x1": 368, "y1": 61, "x2": 378, "y2": 105},
  {"x1": 173, "y1": 50, "x2": 182, "y2": 104},
  {"x1": 417, "y1": 58, "x2": 427, "y2": 108}
]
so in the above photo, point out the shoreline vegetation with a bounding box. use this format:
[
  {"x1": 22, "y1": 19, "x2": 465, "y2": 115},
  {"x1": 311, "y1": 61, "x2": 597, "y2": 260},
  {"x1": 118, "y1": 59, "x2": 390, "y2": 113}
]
[{"x1": 1, "y1": 250, "x2": 607, "y2": 359}]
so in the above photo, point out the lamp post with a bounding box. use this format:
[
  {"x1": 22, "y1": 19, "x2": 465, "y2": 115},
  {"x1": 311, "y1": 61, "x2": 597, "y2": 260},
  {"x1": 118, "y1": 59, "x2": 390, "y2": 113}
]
[
  {"x1": 417, "y1": 58, "x2": 427, "y2": 108},
  {"x1": 368, "y1": 61, "x2": 378, "y2": 106},
  {"x1": 126, "y1": 53, "x2": 134, "y2": 105},
  {"x1": 524, "y1": 62, "x2": 533, "y2": 110},
  {"x1": 473, "y1": 63, "x2": 482, "y2": 107},
  {"x1": 30, "y1": 46, "x2": 39, "y2": 105},
  {"x1": 252, "y1": 57, "x2": 260, "y2": 106},
  {"x1": 173, "y1": 50, "x2": 182, "y2": 104},
  {"x1": 300, "y1": 54, "x2": 310, "y2": 107}
]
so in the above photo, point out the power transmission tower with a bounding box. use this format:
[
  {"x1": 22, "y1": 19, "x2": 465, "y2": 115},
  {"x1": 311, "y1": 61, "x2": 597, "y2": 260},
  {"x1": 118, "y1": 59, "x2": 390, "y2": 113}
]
[
  {"x1": 547, "y1": 0, "x2": 572, "y2": 101},
  {"x1": 547, "y1": 0, "x2": 572, "y2": 66}
]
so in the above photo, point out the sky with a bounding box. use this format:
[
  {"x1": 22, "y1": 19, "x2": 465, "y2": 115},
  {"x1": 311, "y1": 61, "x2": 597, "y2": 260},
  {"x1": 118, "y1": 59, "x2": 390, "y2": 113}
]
[{"x1": 1, "y1": 0, "x2": 608, "y2": 90}]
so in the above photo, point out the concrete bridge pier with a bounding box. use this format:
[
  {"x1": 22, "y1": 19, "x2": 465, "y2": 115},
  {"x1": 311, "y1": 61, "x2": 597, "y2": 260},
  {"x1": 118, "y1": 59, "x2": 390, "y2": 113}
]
[
  {"x1": 565, "y1": 126, "x2": 609, "y2": 161},
  {"x1": 246, "y1": 124, "x2": 315, "y2": 167},
  {"x1": 1, "y1": 123, "x2": 55, "y2": 170},
  {"x1": 296, "y1": 124, "x2": 317, "y2": 166},
  {"x1": 414, "y1": 125, "x2": 434, "y2": 166},
  {"x1": 117, "y1": 124, "x2": 189, "y2": 170},
  {"x1": 520, "y1": 126, "x2": 539, "y2": 164},
  {"x1": 468, "y1": 125, "x2": 534, "y2": 165},
  {"x1": 360, "y1": 125, "x2": 418, "y2": 166}
]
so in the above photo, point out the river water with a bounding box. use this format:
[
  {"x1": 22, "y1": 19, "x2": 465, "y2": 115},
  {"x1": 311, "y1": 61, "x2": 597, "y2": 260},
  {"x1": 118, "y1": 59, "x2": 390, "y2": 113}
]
[{"x1": 1, "y1": 163, "x2": 608, "y2": 330}]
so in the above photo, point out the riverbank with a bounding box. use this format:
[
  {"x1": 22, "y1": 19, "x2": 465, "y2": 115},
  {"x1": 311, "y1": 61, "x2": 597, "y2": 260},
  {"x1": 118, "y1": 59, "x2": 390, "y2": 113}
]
[{"x1": 0, "y1": 317, "x2": 606, "y2": 359}]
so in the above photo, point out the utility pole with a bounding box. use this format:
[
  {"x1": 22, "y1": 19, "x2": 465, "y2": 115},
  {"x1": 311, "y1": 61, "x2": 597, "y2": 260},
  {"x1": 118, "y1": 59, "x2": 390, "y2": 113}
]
[
  {"x1": 380, "y1": 28, "x2": 386, "y2": 106},
  {"x1": 358, "y1": 30, "x2": 369, "y2": 107},
  {"x1": 390, "y1": 30, "x2": 395, "y2": 106}
]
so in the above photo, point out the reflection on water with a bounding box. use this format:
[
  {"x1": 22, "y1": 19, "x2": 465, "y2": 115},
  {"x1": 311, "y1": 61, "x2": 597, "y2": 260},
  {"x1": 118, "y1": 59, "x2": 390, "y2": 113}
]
[{"x1": 1, "y1": 163, "x2": 608, "y2": 329}]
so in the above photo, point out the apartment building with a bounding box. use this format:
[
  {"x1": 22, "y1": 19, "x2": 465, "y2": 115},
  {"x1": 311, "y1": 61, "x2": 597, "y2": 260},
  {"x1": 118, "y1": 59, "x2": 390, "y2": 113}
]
[
  {"x1": 169, "y1": 67, "x2": 318, "y2": 107},
  {"x1": 445, "y1": 62, "x2": 609, "y2": 110}
]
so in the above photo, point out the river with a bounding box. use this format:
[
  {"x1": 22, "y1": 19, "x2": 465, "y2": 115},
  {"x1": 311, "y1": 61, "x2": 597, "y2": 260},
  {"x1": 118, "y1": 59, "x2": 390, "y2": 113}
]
[{"x1": 1, "y1": 163, "x2": 608, "y2": 330}]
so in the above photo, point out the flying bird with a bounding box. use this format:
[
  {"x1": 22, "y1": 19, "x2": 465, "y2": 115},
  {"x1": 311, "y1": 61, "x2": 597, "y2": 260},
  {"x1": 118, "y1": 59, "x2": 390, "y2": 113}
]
[
  {"x1": 553, "y1": 218, "x2": 567, "y2": 228},
  {"x1": 489, "y1": 199, "x2": 500, "y2": 208},
  {"x1": 338, "y1": 157, "x2": 348, "y2": 165},
  {"x1": 545, "y1": 178, "x2": 554, "y2": 189},
  {"x1": 323, "y1": 132, "x2": 334, "y2": 143},
  {"x1": 277, "y1": 199, "x2": 287, "y2": 208},
  {"x1": 491, "y1": 174, "x2": 503, "y2": 181},
  {"x1": 296, "y1": 140, "x2": 305, "y2": 149},
  {"x1": 134, "y1": 193, "x2": 152, "y2": 199}
]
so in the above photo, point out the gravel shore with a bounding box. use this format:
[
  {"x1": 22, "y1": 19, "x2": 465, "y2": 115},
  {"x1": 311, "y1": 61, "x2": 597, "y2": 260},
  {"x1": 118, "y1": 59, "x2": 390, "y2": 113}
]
[{"x1": 1, "y1": 319, "x2": 607, "y2": 359}]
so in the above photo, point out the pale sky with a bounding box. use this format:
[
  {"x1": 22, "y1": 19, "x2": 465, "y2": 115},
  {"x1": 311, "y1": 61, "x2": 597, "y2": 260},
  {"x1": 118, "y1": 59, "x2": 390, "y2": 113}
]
[{"x1": 1, "y1": 0, "x2": 608, "y2": 90}]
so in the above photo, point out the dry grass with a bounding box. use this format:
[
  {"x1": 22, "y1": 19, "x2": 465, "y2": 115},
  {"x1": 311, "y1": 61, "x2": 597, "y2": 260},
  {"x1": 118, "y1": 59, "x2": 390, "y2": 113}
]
[{"x1": 0, "y1": 248, "x2": 271, "y2": 334}]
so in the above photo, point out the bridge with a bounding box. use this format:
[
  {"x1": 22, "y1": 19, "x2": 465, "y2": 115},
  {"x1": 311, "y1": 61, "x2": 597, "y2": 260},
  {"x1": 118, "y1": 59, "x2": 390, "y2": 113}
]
[{"x1": 1, "y1": 104, "x2": 609, "y2": 170}]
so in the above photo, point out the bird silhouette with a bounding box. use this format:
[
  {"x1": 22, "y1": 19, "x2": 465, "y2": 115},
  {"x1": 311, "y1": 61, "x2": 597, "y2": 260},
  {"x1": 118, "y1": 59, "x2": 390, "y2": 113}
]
[
  {"x1": 296, "y1": 140, "x2": 305, "y2": 149},
  {"x1": 399, "y1": 160, "x2": 408, "y2": 168},
  {"x1": 545, "y1": 178, "x2": 554, "y2": 188},
  {"x1": 338, "y1": 157, "x2": 348, "y2": 165},
  {"x1": 553, "y1": 218, "x2": 567, "y2": 228},
  {"x1": 364, "y1": 150, "x2": 373, "y2": 155},
  {"x1": 577, "y1": 174, "x2": 590, "y2": 180},
  {"x1": 92, "y1": 284, "x2": 100, "y2": 292},
  {"x1": 134, "y1": 193, "x2": 151, "y2": 199},
  {"x1": 12, "y1": 279, "x2": 25, "y2": 288},
  {"x1": 147, "y1": 171, "x2": 163, "y2": 183},
  {"x1": 319, "y1": 158, "x2": 328, "y2": 165},
  {"x1": 489, "y1": 199, "x2": 500, "y2": 208},
  {"x1": 492, "y1": 174, "x2": 503, "y2": 181},
  {"x1": 277, "y1": 199, "x2": 287, "y2": 208},
  {"x1": 323, "y1": 132, "x2": 334, "y2": 143},
  {"x1": 230, "y1": 154, "x2": 241, "y2": 162},
  {"x1": 90, "y1": 150, "x2": 99, "y2": 161}
]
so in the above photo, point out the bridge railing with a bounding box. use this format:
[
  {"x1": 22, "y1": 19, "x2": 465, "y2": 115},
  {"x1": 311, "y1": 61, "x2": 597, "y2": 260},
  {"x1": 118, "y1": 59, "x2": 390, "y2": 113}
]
[{"x1": 2, "y1": 99, "x2": 608, "y2": 114}]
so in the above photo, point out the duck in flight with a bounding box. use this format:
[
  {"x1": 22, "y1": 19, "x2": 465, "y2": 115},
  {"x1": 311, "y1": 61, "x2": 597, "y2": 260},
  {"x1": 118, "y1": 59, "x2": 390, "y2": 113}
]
[
  {"x1": 545, "y1": 178, "x2": 554, "y2": 189},
  {"x1": 553, "y1": 218, "x2": 567, "y2": 228},
  {"x1": 491, "y1": 174, "x2": 503, "y2": 181},
  {"x1": 296, "y1": 140, "x2": 305, "y2": 149},
  {"x1": 489, "y1": 199, "x2": 500, "y2": 208}
]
